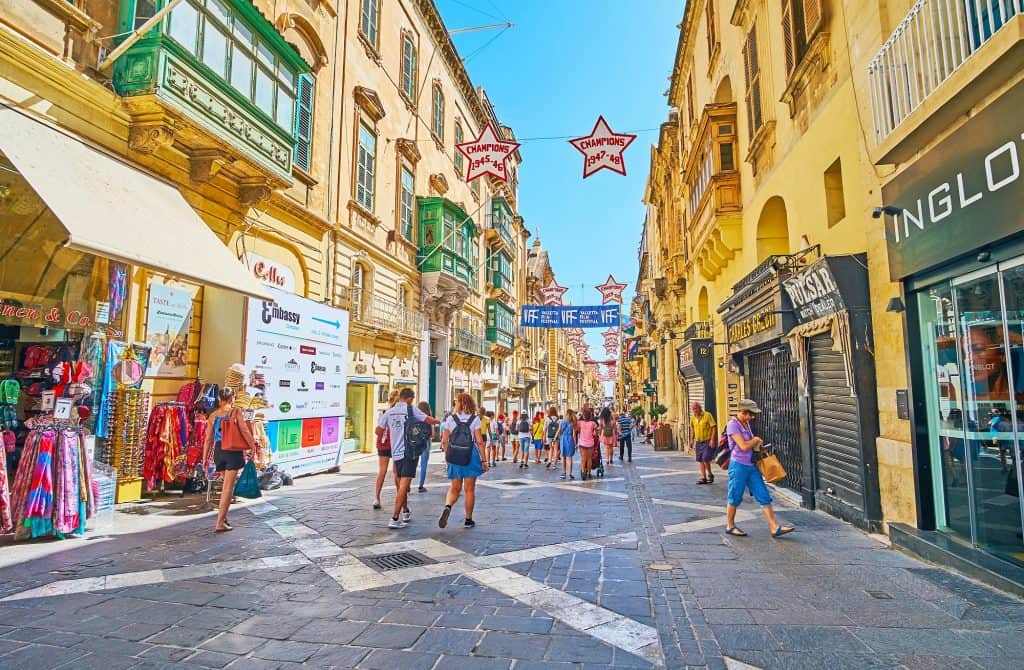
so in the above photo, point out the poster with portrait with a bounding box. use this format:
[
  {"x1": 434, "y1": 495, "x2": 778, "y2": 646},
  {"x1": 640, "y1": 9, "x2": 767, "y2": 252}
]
[{"x1": 145, "y1": 283, "x2": 195, "y2": 377}]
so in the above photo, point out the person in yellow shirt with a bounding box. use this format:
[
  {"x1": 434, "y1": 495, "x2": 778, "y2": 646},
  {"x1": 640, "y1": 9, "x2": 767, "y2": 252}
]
[{"x1": 690, "y1": 402, "x2": 717, "y2": 485}]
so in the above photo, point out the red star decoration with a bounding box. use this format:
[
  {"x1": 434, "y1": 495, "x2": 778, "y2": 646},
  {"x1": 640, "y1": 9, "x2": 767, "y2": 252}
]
[
  {"x1": 569, "y1": 117, "x2": 637, "y2": 179},
  {"x1": 456, "y1": 122, "x2": 520, "y2": 183},
  {"x1": 595, "y1": 275, "x2": 628, "y2": 304},
  {"x1": 540, "y1": 280, "x2": 568, "y2": 306}
]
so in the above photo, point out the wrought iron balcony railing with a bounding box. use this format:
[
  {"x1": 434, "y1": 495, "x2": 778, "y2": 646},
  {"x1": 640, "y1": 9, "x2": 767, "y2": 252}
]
[
  {"x1": 868, "y1": 0, "x2": 1023, "y2": 143},
  {"x1": 345, "y1": 288, "x2": 425, "y2": 339},
  {"x1": 450, "y1": 328, "x2": 490, "y2": 358}
]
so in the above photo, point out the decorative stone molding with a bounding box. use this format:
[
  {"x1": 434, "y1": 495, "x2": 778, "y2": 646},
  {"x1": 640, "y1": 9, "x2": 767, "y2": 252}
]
[
  {"x1": 274, "y1": 13, "x2": 329, "y2": 71},
  {"x1": 744, "y1": 120, "x2": 776, "y2": 178},
  {"x1": 128, "y1": 123, "x2": 176, "y2": 154},
  {"x1": 189, "y1": 149, "x2": 230, "y2": 183},
  {"x1": 421, "y1": 275, "x2": 470, "y2": 327},
  {"x1": 353, "y1": 86, "x2": 386, "y2": 122},
  {"x1": 239, "y1": 180, "x2": 273, "y2": 209},
  {"x1": 780, "y1": 32, "x2": 833, "y2": 121},
  {"x1": 429, "y1": 173, "x2": 449, "y2": 196},
  {"x1": 357, "y1": 31, "x2": 382, "y2": 65},
  {"x1": 347, "y1": 198, "x2": 381, "y2": 228},
  {"x1": 396, "y1": 138, "x2": 422, "y2": 164}
]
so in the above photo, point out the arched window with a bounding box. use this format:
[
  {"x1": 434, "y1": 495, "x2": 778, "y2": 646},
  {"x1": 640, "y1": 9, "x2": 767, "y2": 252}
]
[
  {"x1": 755, "y1": 197, "x2": 790, "y2": 262},
  {"x1": 431, "y1": 85, "x2": 445, "y2": 140}
]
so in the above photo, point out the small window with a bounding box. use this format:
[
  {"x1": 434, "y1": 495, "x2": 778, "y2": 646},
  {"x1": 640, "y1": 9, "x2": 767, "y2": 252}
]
[
  {"x1": 398, "y1": 284, "x2": 408, "y2": 306},
  {"x1": 133, "y1": 0, "x2": 158, "y2": 31},
  {"x1": 454, "y1": 122, "x2": 464, "y2": 175},
  {"x1": 201, "y1": 21, "x2": 229, "y2": 77},
  {"x1": 400, "y1": 167, "x2": 415, "y2": 241},
  {"x1": 401, "y1": 36, "x2": 417, "y2": 99},
  {"x1": 360, "y1": 0, "x2": 380, "y2": 47},
  {"x1": 230, "y1": 48, "x2": 253, "y2": 96},
  {"x1": 255, "y1": 67, "x2": 274, "y2": 117},
  {"x1": 824, "y1": 157, "x2": 846, "y2": 227},
  {"x1": 357, "y1": 122, "x2": 377, "y2": 210},
  {"x1": 167, "y1": 1, "x2": 200, "y2": 54},
  {"x1": 432, "y1": 86, "x2": 445, "y2": 140},
  {"x1": 719, "y1": 142, "x2": 734, "y2": 172},
  {"x1": 207, "y1": 0, "x2": 231, "y2": 25}
]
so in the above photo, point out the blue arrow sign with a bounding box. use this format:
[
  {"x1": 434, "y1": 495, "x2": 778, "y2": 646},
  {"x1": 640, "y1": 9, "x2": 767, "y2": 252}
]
[{"x1": 312, "y1": 317, "x2": 340, "y2": 329}]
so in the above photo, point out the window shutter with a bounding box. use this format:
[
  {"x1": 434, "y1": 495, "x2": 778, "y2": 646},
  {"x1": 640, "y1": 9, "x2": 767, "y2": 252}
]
[
  {"x1": 802, "y1": 0, "x2": 825, "y2": 40},
  {"x1": 686, "y1": 76, "x2": 695, "y2": 127},
  {"x1": 293, "y1": 73, "x2": 314, "y2": 172},
  {"x1": 782, "y1": 0, "x2": 796, "y2": 76}
]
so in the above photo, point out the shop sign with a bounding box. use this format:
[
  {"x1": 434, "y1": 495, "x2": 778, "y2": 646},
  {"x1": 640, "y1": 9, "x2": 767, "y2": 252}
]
[
  {"x1": 677, "y1": 341, "x2": 713, "y2": 380},
  {"x1": 243, "y1": 252, "x2": 297, "y2": 293},
  {"x1": 0, "y1": 296, "x2": 95, "y2": 329},
  {"x1": 145, "y1": 283, "x2": 195, "y2": 377},
  {"x1": 727, "y1": 304, "x2": 780, "y2": 346},
  {"x1": 882, "y1": 80, "x2": 1024, "y2": 279},
  {"x1": 782, "y1": 260, "x2": 844, "y2": 323}
]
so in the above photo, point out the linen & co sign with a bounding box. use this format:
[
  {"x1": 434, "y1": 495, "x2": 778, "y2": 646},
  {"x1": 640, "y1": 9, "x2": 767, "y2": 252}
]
[{"x1": 882, "y1": 80, "x2": 1024, "y2": 279}]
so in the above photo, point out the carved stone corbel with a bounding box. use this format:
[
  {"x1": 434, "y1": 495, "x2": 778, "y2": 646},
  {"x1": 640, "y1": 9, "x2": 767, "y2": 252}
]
[
  {"x1": 239, "y1": 180, "x2": 273, "y2": 209},
  {"x1": 128, "y1": 122, "x2": 176, "y2": 154},
  {"x1": 189, "y1": 149, "x2": 230, "y2": 183}
]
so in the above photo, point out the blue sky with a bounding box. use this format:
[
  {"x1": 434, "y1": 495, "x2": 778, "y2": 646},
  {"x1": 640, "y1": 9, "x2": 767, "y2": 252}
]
[{"x1": 437, "y1": 0, "x2": 681, "y2": 381}]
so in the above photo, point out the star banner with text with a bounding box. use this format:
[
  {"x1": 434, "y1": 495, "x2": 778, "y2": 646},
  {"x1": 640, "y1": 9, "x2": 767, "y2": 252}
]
[
  {"x1": 520, "y1": 304, "x2": 620, "y2": 329},
  {"x1": 569, "y1": 116, "x2": 637, "y2": 179}
]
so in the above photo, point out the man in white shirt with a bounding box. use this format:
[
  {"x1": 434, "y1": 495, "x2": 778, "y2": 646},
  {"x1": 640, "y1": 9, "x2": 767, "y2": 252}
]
[{"x1": 378, "y1": 388, "x2": 439, "y2": 528}]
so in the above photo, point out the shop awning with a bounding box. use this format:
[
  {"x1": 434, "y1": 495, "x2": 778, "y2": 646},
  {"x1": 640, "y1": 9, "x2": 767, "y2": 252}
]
[{"x1": 0, "y1": 108, "x2": 272, "y2": 300}]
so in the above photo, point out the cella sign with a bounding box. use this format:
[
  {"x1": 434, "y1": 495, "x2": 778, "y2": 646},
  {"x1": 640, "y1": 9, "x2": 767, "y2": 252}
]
[
  {"x1": 243, "y1": 252, "x2": 296, "y2": 293},
  {"x1": 882, "y1": 81, "x2": 1024, "y2": 279}
]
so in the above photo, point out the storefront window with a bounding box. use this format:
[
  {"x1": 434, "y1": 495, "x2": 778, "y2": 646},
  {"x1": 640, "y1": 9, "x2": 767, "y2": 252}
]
[{"x1": 918, "y1": 264, "x2": 1024, "y2": 564}]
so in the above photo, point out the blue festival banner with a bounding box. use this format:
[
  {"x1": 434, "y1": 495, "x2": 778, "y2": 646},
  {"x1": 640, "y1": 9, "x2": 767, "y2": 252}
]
[{"x1": 520, "y1": 304, "x2": 620, "y2": 328}]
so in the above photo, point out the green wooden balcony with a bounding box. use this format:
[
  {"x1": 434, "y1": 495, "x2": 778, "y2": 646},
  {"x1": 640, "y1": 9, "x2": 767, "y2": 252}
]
[
  {"x1": 417, "y1": 196, "x2": 478, "y2": 290},
  {"x1": 486, "y1": 299, "x2": 515, "y2": 351}
]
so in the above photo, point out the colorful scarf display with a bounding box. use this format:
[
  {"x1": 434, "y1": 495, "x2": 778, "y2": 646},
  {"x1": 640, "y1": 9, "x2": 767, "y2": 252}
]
[
  {"x1": 143, "y1": 403, "x2": 188, "y2": 488},
  {"x1": 0, "y1": 447, "x2": 11, "y2": 533},
  {"x1": 10, "y1": 426, "x2": 92, "y2": 539}
]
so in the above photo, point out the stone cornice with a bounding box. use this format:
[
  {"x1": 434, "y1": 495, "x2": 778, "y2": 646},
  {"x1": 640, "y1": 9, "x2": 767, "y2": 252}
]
[
  {"x1": 668, "y1": 0, "x2": 701, "y2": 107},
  {"x1": 353, "y1": 86, "x2": 386, "y2": 122},
  {"x1": 396, "y1": 138, "x2": 421, "y2": 164}
]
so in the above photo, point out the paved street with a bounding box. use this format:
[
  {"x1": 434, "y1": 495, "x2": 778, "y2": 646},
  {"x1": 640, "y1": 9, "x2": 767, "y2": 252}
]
[{"x1": 0, "y1": 439, "x2": 1022, "y2": 670}]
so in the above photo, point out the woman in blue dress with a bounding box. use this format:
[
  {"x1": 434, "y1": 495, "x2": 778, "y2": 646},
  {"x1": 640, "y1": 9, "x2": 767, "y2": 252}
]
[
  {"x1": 554, "y1": 408, "x2": 578, "y2": 480},
  {"x1": 438, "y1": 393, "x2": 488, "y2": 529}
]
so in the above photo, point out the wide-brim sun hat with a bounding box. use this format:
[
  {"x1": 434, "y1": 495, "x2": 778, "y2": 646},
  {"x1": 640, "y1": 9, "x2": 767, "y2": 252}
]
[{"x1": 736, "y1": 398, "x2": 762, "y2": 414}]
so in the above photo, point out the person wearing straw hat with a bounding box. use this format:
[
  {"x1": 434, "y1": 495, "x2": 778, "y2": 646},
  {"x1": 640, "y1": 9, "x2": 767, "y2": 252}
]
[{"x1": 724, "y1": 399, "x2": 794, "y2": 539}]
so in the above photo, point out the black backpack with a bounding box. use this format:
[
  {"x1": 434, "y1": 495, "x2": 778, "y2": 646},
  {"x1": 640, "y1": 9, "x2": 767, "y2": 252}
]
[
  {"x1": 518, "y1": 418, "x2": 530, "y2": 434},
  {"x1": 546, "y1": 418, "x2": 559, "y2": 439},
  {"x1": 446, "y1": 415, "x2": 474, "y2": 466},
  {"x1": 406, "y1": 404, "x2": 431, "y2": 460}
]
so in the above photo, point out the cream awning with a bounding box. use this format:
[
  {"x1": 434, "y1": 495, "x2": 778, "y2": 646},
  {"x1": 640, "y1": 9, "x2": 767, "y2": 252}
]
[{"x1": 0, "y1": 107, "x2": 271, "y2": 300}]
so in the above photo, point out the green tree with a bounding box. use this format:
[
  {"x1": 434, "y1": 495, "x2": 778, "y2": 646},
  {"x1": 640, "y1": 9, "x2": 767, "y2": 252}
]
[
  {"x1": 649, "y1": 404, "x2": 668, "y2": 420},
  {"x1": 629, "y1": 406, "x2": 645, "y2": 421}
]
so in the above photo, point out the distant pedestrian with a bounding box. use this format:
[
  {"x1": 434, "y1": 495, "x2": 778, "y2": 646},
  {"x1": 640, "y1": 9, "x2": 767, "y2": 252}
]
[
  {"x1": 494, "y1": 413, "x2": 507, "y2": 462},
  {"x1": 372, "y1": 390, "x2": 401, "y2": 511},
  {"x1": 378, "y1": 389, "x2": 439, "y2": 529},
  {"x1": 690, "y1": 402, "x2": 717, "y2": 485},
  {"x1": 576, "y1": 407, "x2": 599, "y2": 480},
  {"x1": 417, "y1": 401, "x2": 434, "y2": 493},
  {"x1": 543, "y1": 407, "x2": 560, "y2": 467},
  {"x1": 616, "y1": 411, "x2": 634, "y2": 462},
  {"x1": 599, "y1": 407, "x2": 617, "y2": 467},
  {"x1": 724, "y1": 399, "x2": 794, "y2": 538},
  {"x1": 439, "y1": 392, "x2": 488, "y2": 529},
  {"x1": 555, "y1": 408, "x2": 578, "y2": 480},
  {"x1": 531, "y1": 412, "x2": 545, "y2": 464},
  {"x1": 484, "y1": 410, "x2": 496, "y2": 466},
  {"x1": 515, "y1": 411, "x2": 532, "y2": 468}
]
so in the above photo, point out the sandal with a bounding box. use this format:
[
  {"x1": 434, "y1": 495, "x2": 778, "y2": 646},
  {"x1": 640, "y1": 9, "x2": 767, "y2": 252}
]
[
  {"x1": 771, "y1": 526, "x2": 795, "y2": 538},
  {"x1": 725, "y1": 527, "x2": 747, "y2": 537},
  {"x1": 214, "y1": 526, "x2": 234, "y2": 533}
]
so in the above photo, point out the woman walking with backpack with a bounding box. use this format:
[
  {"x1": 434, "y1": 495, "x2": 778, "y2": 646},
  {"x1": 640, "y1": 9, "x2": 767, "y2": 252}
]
[
  {"x1": 516, "y1": 412, "x2": 532, "y2": 468},
  {"x1": 554, "y1": 408, "x2": 578, "y2": 480},
  {"x1": 439, "y1": 393, "x2": 488, "y2": 529},
  {"x1": 543, "y1": 407, "x2": 560, "y2": 468}
]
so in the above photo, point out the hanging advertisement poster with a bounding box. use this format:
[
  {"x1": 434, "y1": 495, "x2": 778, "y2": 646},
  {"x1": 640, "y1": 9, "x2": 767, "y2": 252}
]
[
  {"x1": 145, "y1": 282, "x2": 195, "y2": 377},
  {"x1": 244, "y1": 288, "x2": 350, "y2": 477}
]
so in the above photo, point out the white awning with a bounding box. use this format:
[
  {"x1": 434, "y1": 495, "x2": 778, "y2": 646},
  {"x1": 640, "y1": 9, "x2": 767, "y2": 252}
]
[{"x1": 0, "y1": 107, "x2": 271, "y2": 300}]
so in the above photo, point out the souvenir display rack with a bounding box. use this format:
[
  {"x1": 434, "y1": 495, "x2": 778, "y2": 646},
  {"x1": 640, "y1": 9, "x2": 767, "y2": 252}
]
[{"x1": 104, "y1": 387, "x2": 149, "y2": 502}]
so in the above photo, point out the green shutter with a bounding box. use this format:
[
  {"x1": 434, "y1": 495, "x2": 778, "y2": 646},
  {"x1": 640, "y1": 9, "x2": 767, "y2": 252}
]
[{"x1": 293, "y1": 72, "x2": 314, "y2": 171}]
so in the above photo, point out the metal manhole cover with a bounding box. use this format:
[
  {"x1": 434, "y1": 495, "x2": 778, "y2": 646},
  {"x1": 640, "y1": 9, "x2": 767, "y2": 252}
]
[
  {"x1": 866, "y1": 590, "x2": 895, "y2": 600},
  {"x1": 363, "y1": 551, "x2": 437, "y2": 571}
]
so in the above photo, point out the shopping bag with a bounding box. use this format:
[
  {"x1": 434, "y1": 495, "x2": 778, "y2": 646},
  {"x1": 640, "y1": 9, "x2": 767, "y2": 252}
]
[
  {"x1": 757, "y1": 453, "x2": 787, "y2": 483},
  {"x1": 235, "y1": 461, "x2": 262, "y2": 499}
]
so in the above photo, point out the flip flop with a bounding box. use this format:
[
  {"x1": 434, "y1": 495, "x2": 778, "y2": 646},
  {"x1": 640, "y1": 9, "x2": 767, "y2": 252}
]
[
  {"x1": 771, "y1": 526, "x2": 795, "y2": 538},
  {"x1": 725, "y1": 527, "x2": 747, "y2": 537},
  {"x1": 214, "y1": 526, "x2": 234, "y2": 533}
]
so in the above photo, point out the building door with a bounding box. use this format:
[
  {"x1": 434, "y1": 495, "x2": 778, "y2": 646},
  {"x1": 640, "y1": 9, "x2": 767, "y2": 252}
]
[
  {"x1": 746, "y1": 345, "x2": 803, "y2": 493},
  {"x1": 918, "y1": 262, "x2": 1024, "y2": 565},
  {"x1": 808, "y1": 332, "x2": 864, "y2": 512}
]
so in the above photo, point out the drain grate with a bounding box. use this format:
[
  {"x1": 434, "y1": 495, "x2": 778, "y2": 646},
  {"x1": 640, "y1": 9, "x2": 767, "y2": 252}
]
[
  {"x1": 866, "y1": 590, "x2": 895, "y2": 600},
  {"x1": 363, "y1": 551, "x2": 436, "y2": 571}
]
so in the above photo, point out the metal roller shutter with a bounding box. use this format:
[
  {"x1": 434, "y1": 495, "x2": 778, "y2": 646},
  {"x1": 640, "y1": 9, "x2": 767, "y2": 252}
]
[
  {"x1": 685, "y1": 378, "x2": 705, "y2": 411},
  {"x1": 808, "y1": 333, "x2": 864, "y2": 511}
]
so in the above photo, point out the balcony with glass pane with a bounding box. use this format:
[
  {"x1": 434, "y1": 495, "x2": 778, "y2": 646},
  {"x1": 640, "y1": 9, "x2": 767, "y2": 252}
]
[
  {"x1": 486, "y1": 298, "x2": 516, "y2": 357},
  {"x1": 113, "y1": 0, "x2": 310, "y2": 194},
  {"x1": 450, "y1": 328, "x2": 491, "y2": 359},
  {"x1": 485, "y1": 248, "x2": 514, "y2": 303},
  {"x1": 684, "y1": 103, "x2": 742, "y2": 283},
  {"x1": 485, "y1": 197, "x2": 515, "y2": 254},
  {"x1": 417, "y1": 197, "x2": 477, "y2": 290}
]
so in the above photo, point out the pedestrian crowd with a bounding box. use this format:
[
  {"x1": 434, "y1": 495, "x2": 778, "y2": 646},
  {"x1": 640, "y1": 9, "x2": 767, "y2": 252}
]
[{"x1": 370, "y1": 391, "x2": 792, "y2": 540}]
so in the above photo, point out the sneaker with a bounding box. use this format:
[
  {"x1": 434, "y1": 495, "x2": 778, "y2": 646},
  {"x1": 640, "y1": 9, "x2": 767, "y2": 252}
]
[
  {"x1": 402, "y1": 511, "x2": 412, "y2": 523},
  {"x1": 464, "y1": 518, "x2": 476, "y2": 528},
  {"x1": 373, "y1": 501, "x2": 382, "y2": 510},
  {"x1": 560, "y1": 474, "x2": 566, "y2": 480},
  {"x1": 524, "y1": 463, "x2": 529, "y2": 468},
  {"x1": 388, "y1": 518, "x2": 408, "y2": 529},
  {"x1": 418, "y1": 485, "x2": 427, "y2": 492},
  {"x1": 439, "y1": 505, "x2": 452, "y2": 529}
]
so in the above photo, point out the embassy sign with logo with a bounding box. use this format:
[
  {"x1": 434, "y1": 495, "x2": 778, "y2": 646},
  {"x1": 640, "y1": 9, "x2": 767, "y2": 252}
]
[{"x1": 881, "y1": 81, "x2": 1024, "y2": 279}]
